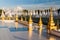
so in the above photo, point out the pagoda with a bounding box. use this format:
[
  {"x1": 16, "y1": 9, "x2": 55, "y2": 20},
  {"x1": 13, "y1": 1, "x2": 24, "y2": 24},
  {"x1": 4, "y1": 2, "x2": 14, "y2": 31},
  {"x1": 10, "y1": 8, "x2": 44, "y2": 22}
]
[{"x1": 47, "y1": 8, "x2": 57, "y2": 33}]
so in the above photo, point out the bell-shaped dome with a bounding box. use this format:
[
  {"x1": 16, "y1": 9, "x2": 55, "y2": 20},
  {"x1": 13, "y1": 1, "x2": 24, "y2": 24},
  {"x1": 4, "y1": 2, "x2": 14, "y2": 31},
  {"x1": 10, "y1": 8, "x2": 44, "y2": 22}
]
[{"x1": 14, "y1": 6, "x2": 23, "y2": 12}]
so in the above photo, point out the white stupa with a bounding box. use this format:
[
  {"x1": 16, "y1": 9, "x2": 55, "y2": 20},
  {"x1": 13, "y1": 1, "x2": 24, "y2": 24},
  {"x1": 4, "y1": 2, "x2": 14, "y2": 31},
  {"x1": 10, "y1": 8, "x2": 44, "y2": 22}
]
[
  {"x1": 7, "y1": 11, "x2": 12, "y2": 17},
  {"x1": 14, "y1": 6, "x2": 23, "y2": 12},
  {"x1": 9, "y1": 13, "x2": 12, "y2": 17},
  {"x1": 32, "y1": 10, "x2": 35, "y2": 15},
  {"x1": 1, "y1": 10, "x2": 5, "y2": 17},
  {"x1": 14, "y1": 6, "x2": 23, "y2": 15}
]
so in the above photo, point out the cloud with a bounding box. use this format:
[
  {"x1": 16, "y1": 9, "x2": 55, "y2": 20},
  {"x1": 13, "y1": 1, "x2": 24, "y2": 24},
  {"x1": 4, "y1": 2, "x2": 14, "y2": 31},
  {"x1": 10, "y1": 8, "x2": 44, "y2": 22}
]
[
  {"x1": 0, "y1": 0, "x2": 60, "y2": 10},
  {"x1": 17, "y1": 3, "x2": 60, "y2": 10}
]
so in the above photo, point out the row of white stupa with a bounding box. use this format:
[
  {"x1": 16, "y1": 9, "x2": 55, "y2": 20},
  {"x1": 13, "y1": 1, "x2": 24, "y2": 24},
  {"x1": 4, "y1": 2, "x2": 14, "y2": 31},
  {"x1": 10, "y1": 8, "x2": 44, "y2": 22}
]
[{"x1": 1, "y1": 6, "x2": 58, "y2": 17}]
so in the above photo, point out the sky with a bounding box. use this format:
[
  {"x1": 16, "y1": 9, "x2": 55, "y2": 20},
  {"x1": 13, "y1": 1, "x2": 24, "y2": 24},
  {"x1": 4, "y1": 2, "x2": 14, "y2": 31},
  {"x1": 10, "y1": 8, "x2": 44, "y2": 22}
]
[{"x1": 0, "y1": 0, "x2": 60, "y2": 9}]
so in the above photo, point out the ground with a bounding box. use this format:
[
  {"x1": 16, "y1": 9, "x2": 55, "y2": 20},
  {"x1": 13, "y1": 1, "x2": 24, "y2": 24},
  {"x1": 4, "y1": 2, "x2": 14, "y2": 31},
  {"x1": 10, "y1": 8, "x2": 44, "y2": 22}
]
[{"x1": 0, "y1": 22, "x2": 59, "y2": 40}]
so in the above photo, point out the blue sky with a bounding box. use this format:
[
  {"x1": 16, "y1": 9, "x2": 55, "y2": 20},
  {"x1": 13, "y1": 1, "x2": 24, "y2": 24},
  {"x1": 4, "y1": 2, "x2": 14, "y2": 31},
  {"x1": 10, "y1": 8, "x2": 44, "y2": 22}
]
[{"x1": 0, "y1": 0, "x2": 60, "y2": 8}]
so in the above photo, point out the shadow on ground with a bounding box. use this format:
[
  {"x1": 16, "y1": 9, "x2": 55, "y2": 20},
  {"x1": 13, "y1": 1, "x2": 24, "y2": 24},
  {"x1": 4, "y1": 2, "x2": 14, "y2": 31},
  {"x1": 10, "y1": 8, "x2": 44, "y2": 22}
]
[{"x1": 9, "y1": 27, "x2": 28, "y2": 32}]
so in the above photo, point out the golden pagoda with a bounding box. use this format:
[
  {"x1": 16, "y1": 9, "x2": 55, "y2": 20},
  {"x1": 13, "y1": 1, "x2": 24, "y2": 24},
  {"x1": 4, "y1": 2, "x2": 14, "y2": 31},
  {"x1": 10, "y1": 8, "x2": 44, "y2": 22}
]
[
  {"x1": 28, "y1": 14, "x2": 33, "y2": 31},
  {"x1": 20, "y1": 16, "x2": 23, "y2": 21},
  {"x1": 38, "y1": 12, "x2": 43, "y2": 35},
  {"x1": 7, "y1": 16, "x2": 10, "y2": 20},
  {"x1": 38, "y1": 16, "x2": 43, "y2": 29},
  {"x1": 47, "y1": 8, "x2": 57, "y2": 33},
  {"x1": 7, "y1": 13, "x2": 12, "y2": 20},
  {"x1": 15, "y1": 14, "x2": 18, "y2": 21},
  {"x1": 1, "y1": 10, "x2": 5, "y2": 21}
]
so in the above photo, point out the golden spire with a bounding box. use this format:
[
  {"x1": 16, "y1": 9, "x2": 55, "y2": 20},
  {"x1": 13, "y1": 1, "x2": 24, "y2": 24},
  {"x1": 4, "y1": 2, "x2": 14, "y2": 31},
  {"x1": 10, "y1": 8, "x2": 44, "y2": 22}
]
[
  {"x1": 47, "y1": 7, "x2": 57, "y2": 33},
  {"x1": 8, "y1": 15, "x2": 10, "y2": 20},
  {"x1": 50, "y1": 8, "x2": 54, "y2": 23},
  {"x1": 29, "y1": 14, "x2": 32, "y2": 23},
  {"x1": 28, "y1": 12, "x2": 33, "y2": 31},
  {"x1": 38, "y1": 10, "x2": 43, "y2": 27},
  {"x1": 8, "y1": 13, "x2": 12, "y2": 20},
  {"x1": 39, "y1": 16, "x2": 43, "y2": 27},
  {"x1": 15, "y1": 14, "x2": 18, "y2": 21},
  {"x1": 49, "y1": 8, "x2": 55, "y2": 26},
  {"x1": 1, "y1": 10, "x2": 5, "y2": 20},
  {"x1": 20, "y1": 16, "x2": 23, "y2": 21},
  {"x1": 38, "y1": 11, "x2": 43, "y2": 35}
]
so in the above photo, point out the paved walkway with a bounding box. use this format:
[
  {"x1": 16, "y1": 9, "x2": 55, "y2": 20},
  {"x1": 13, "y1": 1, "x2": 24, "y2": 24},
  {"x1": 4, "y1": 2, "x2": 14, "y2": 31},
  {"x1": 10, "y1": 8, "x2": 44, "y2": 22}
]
[
  {"x1": 0, "y1": 28, "x2": 47, "y2": 40},
  {"x1": 0, "y1": 22, "x2": 59, "y2": 40},
  {"x1": 0, "y1": 28, "x2": 14, "y2": 40}
]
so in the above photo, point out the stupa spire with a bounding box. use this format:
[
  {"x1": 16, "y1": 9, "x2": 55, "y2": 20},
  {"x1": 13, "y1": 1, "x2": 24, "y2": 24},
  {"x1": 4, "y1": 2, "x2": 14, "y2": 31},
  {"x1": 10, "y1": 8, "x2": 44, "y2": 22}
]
[
  {"x1": 47, "y1": 7, "x2": 57, "y2": 33},
  {"x1": 28, "y1": 11, "x2": 33, "y2": 31}
]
